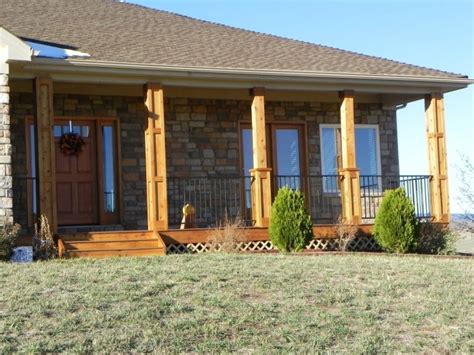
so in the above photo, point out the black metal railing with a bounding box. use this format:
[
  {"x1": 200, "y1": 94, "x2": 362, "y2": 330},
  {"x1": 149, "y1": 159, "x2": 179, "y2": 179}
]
[
  {"x1": 12, "y1": 175, "x2": 38, "y2": 229},
  {"x1": 167, "y1": 176, "x2": 253, "y2": 227},
  {"x1": 360, "y1": 175, "x2": 432, "y2": 220},
  {"x1": 273, "y1": 175, "x2": 342, "y2": 224}
]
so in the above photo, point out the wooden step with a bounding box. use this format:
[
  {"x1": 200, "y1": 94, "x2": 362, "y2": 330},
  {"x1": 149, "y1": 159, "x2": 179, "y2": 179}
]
[
  {"x1": 58, "y1": 230, "x2": 166, "y2": 258},
  {"x1": 66, "y1": 247, "x2": 165, "y2": 258},
  {"x1": 64, "y1": 239, "x2": 162, "y2": 251},
  {"x1": 61, "y1": 231, "x2": 154, "y2": 242},
  {"x1": 58, "y1": 224, "x2": 124, "y2": 234}
]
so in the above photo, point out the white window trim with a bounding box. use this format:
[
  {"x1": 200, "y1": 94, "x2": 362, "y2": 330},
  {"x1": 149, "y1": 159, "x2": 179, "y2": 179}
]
[{"x1": 319, "y1": 124, "x2": 383, "y2": 193}]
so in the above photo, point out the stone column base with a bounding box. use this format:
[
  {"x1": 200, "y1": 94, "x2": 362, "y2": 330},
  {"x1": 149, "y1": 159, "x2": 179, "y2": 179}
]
[{"x1": 0, "y1": 71, "x2": 13, "y2": 223}]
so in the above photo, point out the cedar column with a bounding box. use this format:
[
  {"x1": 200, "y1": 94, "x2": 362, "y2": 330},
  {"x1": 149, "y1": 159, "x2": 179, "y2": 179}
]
[
  {"x1": 339, "y1": 90, "x2": 362, "y2": 224},
  {"x1": 144, "y1": 83, "x2": 168, "y2": 231},
  {"x1": 35, "y1": 77, "x2": 57, "y2": 232},
  {"x1": 425, "y1": 93, "x2": 450, "y2": 223},
  {"x1": 249, "y1": 87, "x2": 272, "y2": 227}
]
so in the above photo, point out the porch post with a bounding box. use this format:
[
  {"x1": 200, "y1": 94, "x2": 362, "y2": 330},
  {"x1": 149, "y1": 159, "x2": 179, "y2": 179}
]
[
  {"x1": 249, "y1": 87, "x2": 272, "y2": 227},
  {"x1": 425, "y1": 93, "x2": 450, "y2": 223},
  {"x1": 144, "y1": 83, "x2": 168, "y2": 231},
  {"x1": 339, "y1": 90, "x2": 362, "y2": 224},
  {"x1": 34, "y1": 77, "x2": 57, "y2": 232},
  {"x1": 0, "y1": 63, "x2": 13, "y2": 223}
]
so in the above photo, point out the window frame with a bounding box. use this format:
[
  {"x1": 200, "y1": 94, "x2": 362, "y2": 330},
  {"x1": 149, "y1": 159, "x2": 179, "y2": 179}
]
[
  {"x1": 319, "y1": 123, "x2": 382, "y2": 192},
  {"x1": 238, "y1": 121, "x2": 309, "y2": 210}
]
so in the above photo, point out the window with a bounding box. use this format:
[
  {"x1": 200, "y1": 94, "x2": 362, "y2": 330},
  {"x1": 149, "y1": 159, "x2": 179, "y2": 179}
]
[
  {"x1": 320, "y1": 124, "x2": 381, "y2": 192},
  {"x1": 102, "y1": 125, "x2": 117, "y2": 213},
  {"x1": 28, "y1": 123, "x2": 38, "y2": 216}
]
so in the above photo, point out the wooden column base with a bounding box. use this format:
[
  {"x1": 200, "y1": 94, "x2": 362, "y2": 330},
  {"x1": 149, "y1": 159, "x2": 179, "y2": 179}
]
[
  {"x1": 339, "y1": 168, "x2": 362, "y2": 225},
  {"x1": 430, "y1": 175, "x2": 450, "y2": 223},
  {"x1": 250, "y1": 168, "x2": 272, "y2": 227}
]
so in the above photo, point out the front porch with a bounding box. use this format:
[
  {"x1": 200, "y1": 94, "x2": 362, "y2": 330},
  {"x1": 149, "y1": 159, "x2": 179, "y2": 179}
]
[{"x1": 6, "y1": 80, "x2": 449, "y2": 256}]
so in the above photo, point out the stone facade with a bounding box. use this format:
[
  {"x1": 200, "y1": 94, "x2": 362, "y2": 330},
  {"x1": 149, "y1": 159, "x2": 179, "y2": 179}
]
[
  {"x1": 166, "y1": 99, "x2": 399, "y2": 178},
  {"x1": 10, "y1": 92, "x2": 148, "y2": 230},
  {"x1": 0, "y1": 72, "x2": 13, "y2": 223},
  {"x1": 9, "y1": 89, "x2": 399, "y2": 229}
]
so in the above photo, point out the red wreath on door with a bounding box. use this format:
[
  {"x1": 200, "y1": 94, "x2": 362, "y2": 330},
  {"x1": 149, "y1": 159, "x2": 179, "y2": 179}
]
[{"x1": 59, "y1": 133, "x2": 85, "y2": 156}]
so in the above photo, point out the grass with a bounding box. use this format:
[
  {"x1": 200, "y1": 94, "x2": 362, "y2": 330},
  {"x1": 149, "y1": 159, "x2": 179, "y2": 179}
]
[{"x1": 0, "y1": 254, "x2": 473, "y2": 353}]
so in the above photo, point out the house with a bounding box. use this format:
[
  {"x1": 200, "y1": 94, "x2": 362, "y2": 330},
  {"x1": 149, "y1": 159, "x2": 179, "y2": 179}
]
[{"x1": 0, "y1": 0, "x2": 471, "y2": 256}]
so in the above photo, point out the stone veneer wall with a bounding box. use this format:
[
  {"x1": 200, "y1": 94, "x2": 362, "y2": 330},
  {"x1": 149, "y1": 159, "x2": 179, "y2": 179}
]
[
  {"x1": 264, "y1": 101, "x2": 399, "y2": 175},
  {"x1": 9, "y1": 90, "x2": 399, "y2": 229},
  {"x1": 0, "y1": 72, "x2": 13, "y2": 223},
  {"x1": 166, "y1": 99, "x2": 399, "y2": 177},
  {"x1": 10, "y1": 92, "x2": 148, "y2": 230}
]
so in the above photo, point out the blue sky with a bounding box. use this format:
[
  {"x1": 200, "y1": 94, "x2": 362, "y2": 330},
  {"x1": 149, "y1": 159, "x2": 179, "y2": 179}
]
[{"x1": 131, "y1": 0, "x2": 473, "y2": 213}]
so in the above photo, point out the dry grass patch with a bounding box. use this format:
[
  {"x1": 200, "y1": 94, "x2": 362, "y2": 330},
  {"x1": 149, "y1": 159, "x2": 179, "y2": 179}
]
[
  {"x1": 0, "y1": 254, "x2": 472, "y2": 353},
  {"x1": 206, "y1": 215, "x2": 248, "y2": 253}
]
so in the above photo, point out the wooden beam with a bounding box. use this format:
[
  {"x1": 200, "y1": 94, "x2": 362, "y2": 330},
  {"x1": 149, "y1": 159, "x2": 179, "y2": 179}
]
[
  {"x1": 34, "y1": 77, "x2": 57, "y2": 232},
  {"x1": 250, "y1": 87, "x2": 272, "y2": 227},
  {"x1": 425, "y1": 93, "x2": 450, "y2": 223},
  {"x1": 159, "y1": 225, "x2": 374, "y2": 244},
  {"x1": 339, "y1": 90, "x2": 362, "y2": 224},
  {"x1": 144, "y1": 83, "x2": 168, "y2": 231},
  {"x1": 11, "y1": 80, "x2": 389, "y2": 104}
]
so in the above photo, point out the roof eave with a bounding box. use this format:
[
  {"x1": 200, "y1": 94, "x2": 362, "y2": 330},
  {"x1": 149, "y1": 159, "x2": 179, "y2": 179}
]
[{"x1": 12, "y1": 57, "x2": 473, "y2": 94}]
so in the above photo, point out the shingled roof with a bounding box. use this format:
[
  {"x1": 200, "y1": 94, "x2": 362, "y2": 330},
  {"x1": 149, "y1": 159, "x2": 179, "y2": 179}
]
[{"x1": 0, "y1": 0, "x2": 466, "y2": 79}]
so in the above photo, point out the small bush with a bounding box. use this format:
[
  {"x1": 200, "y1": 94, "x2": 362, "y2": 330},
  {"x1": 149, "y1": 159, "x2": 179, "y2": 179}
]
[
  {"x1": 335, "y1": 217, "x2": 359, "y2": 251},
  {"x1": 269, "y1": 187, "x2": 313, "y2": 252},
  {"x1": 417, "y1": 223, "x2": 458, "y2": 255},
  {"x1": 373, "y1": 188, "x2": 419, "y2": 253},
  {"x1": 32, "y1": 215, "x2": 57, "y2": 260},
  {"x1": 207, "y1": 214, "x2": 248, "y2": 253},
  {"x1": 0, "y1": 218, "x2": 21, "y2": 261}
]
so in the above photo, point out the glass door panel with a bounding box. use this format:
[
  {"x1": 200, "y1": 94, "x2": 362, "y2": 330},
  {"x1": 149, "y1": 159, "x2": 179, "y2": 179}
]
[
  {"x1": 274, "y1": 128, "x2": 302, "y2": 190},
  {"x1": 102, "y1": 125, "x2": 116, "y2": 213},
  {"x1": 97, "y1": 121, "x2": 120, "y2": 225},
  {"x1": 241, "y1": 128, "x2": 253, "y2": 209}
]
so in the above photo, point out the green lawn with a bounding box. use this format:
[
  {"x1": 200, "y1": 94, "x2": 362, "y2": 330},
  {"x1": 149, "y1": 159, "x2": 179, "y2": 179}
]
[{"x1": 1, "y1": 254, "x2": 472, "y2": 353}]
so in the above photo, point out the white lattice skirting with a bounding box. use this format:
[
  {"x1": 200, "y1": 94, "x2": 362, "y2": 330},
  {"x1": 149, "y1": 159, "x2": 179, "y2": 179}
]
[{"x1": 166, "y1": 236, "x2": 380, "y2": 254}]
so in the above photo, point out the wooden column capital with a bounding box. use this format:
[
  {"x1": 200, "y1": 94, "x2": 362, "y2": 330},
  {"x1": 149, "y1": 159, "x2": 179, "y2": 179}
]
[
  {"x1": 425, "y1": 92, "x2": 443, "y2": 101},
  {"x1": 339, "y1": 90, "x2": 355, "y2": 99},
  {"x1": 250, "y1": 87, "x2": 265, "y2": 97}
]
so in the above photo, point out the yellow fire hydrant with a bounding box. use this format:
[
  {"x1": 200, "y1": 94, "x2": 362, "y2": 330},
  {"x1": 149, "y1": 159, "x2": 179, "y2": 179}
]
[{"x1": 180, "y1": 203, "x2": 197, "y2": 229}]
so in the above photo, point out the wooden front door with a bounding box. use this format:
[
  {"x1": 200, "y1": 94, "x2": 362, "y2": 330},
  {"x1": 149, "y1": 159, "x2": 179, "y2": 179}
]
[{"x1": 55, "y1": 120, "x2": 99, "y2": 225}]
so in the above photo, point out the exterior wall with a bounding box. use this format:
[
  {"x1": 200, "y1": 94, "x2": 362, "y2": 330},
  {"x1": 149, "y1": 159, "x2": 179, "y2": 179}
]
[
  {"x1": 9, "y1": 92, "x2": 33, "y2": 228},
  {"x1": 9, "y1": 88, "x2": 399, "y2": 229},
  {"x1": 265, "y1": 101, "x2": 399, "y2": 175},
  {"x1": 165, "y1": 98, "x2": 244, "y2": 177},
  {"x1": 165, "y1": 98, "x2": 398, "y2": 225},
  {"x1": 166, "y1": 99, "x2": 399, "y2": 177},
  {"x1": 0, "y1": 71, "x2": 13, "y2": 223},
  {"x1": 10, "y1": 91, "x2": 148, "y2": 230}
]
